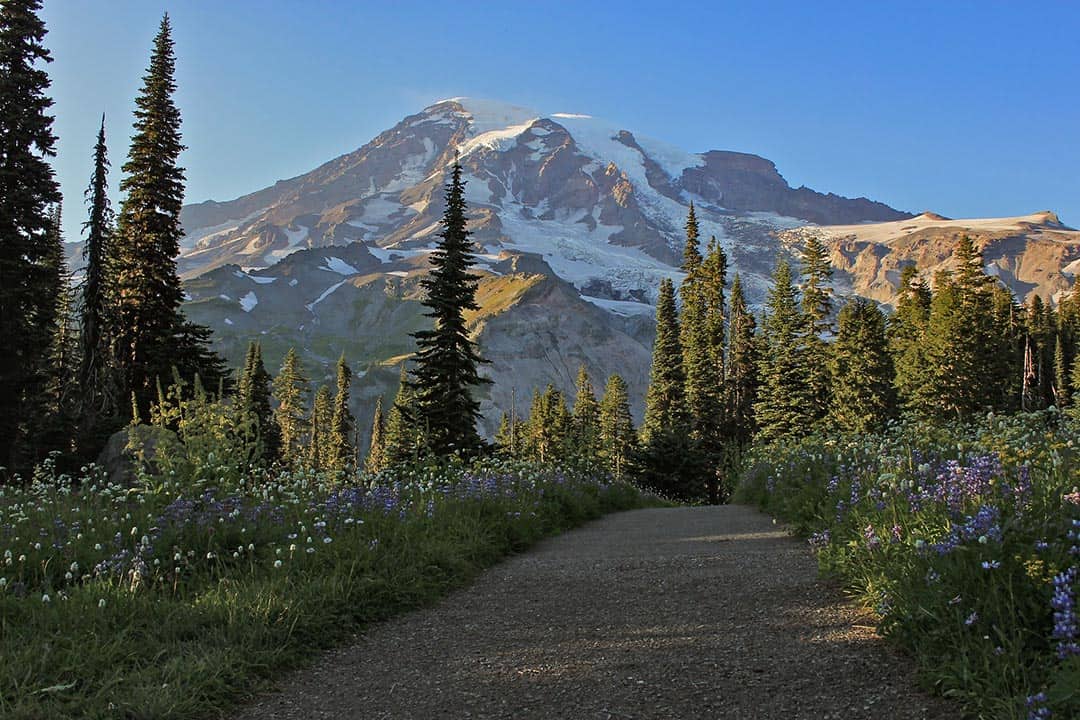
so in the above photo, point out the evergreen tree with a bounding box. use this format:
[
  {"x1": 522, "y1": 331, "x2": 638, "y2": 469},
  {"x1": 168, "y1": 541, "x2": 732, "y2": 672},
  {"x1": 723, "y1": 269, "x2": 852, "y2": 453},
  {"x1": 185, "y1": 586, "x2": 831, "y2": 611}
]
[
  {"x1": 524, "y1": 385, "x2": 570, "y2": 464},
  {"x1": 236, "y1": 341, "x2": 280, "y2": 464},
  {"x1": 754, "y1": 260, "x2": 813, "y2": 442},
  {"x1": 385, "y1": 367, "x2": 421, "y2": 465},
  {"x1": 889, "y1": 265, "x2": 932, "y2": 412},
  {"x1": 908, "y1": 239, "x2": 998, "y2": 419},
  {"x1": 364, "y1": 396, "x2": 387, "y2": 474},
  {"x1": 494, "y1": 412, "x2": 519, "y2": 457},
  {"x1": 272, "y1": 347, "x2": 308, "y2": 468},
  {"x1": 407, "y1": 157, "x2": 490, "y2": 456},
  {"x1": 0, "y1": 0, "x2": 61, "y2": 471},
  {"x1": 307, "y1": 385, "x2": 332, "y2": 472},
  {"x1": 598, "y1": 374, "x2": 635, "y2": 478},
  {"x1": 682, "y1": 202, "x2": 702, "y2": 272},
  {"x1": 700, "y1": 237, "x2": 728, "y2": 374},
  {"x1": 78, "y1": 114, "x2": 120, "y2": 436},
  {"x1": 830, "y1": 299, "x2": 896, "y2": 433},
  {"x1": 1054, "y1": 332, "x2": 1069, "y2": 408},
  {"x1": 571, "y1": 365, "x2": 601, "y2": 458},
  {"x1": 38, "y1": 205, "x2": 78, "y2": 456},
  {"x1": 642, "y1": 278, "x2": 685, "y2": 444},
  {"x1": 327, "y1": 354, "x2": 355, "y2": 476},
  {"x1": 112, "y1": 15, "x2": 222, "y2": 416},
  {"x1": 725, "y1": 274, "x2": 758, "y2": 445},
  {"x1": 799, "y1": 235, "x2": 834, "y2": 425},
  {"x1": 988, "y1": 284, "x2": 1023, "y2": 412}
]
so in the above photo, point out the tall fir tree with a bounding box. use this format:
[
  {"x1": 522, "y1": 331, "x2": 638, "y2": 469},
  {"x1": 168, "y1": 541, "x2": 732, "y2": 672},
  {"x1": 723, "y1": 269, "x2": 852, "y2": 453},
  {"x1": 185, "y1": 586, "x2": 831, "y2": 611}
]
[
  {"x1": 571, "y1": 365, "x2": 601, "y2": 458},
  {"x1": 307, "y1": 385, "x2": 332, "y2": 472},
  {"x1": 0, "y1": 0, "x2": 61, "y2": 471},
  {"x1": 680, "y1": 215, "x2": 723, "y2": 448},
  {"x1": 407, "y1": 157, "x2": 490, "y2": 456},
  {"x1": 1054, "y1": 332, "x2": 1070, "y2": 408},
  {"x1": 829, "y1": 299, "x2": 896, "y2": 433},
  {"x1": 524, "y1": 385, "x2": 571, "y2": 464},
  {"x1": 641, "y1": 277, "x2": 685, "y2": 444},
  {"x1": 385, "y1": 367, "x2": 421, "y2": 465},
  {"x1": 598, "y1": 374, "x2": 635, "y2": 478},
  {"x1": 365, "y1": 397, "x2": 387, "y2": 474},
  {"x1": 38, "y1": 204, "x2": 78, "y2": 456},
  {"x1": 78, "y1": 114, "x2": 120, "y2": 436},
  {"x1": 799, "y1": 235, "x2": 834, "y2": 425},
  {"x1": 682, "y1": 202, "x2": 702, "y2": 272},
  {"x1": 753, "y1": 260, "x2": 813, "y2": 442},
  {"x1": 327, "y1": 354, "x2": 355, "y2": 476},
  {"x1": 112, "y1": 15, "x2": 222, "y2": 416},
  {"x1": 889, "y1": 264, "x2": 932, "y2": 412},
  {"x1": 236, "y1": 342, "x2": 280, "y2": 465},
  {"x1": 272, "y1": 347, "x2": 308, "y2": 468},
  {"x1": 909, "y1": 237, "x2": 999, "y2": 419},
  {"x1": 724, "y1": 274, "x2": 758, "y2": 446}
]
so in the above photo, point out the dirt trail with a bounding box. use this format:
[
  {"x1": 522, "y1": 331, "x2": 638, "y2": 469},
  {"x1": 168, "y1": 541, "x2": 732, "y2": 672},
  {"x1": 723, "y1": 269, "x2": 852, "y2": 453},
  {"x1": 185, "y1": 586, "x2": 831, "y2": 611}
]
[{"x1": 234, "y1": 506, "x2": 955, "y2": 719}]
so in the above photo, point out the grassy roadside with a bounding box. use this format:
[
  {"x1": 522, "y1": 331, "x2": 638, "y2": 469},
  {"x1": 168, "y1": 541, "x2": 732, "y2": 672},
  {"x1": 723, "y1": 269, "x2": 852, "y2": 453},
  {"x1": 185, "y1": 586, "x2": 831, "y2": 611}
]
[
  {"x1": 0, "y1": 461, "x2": 652, "y2": 719},
  {"x1": 735, "y1": 412, "x2": 1080, "y2": 720}
]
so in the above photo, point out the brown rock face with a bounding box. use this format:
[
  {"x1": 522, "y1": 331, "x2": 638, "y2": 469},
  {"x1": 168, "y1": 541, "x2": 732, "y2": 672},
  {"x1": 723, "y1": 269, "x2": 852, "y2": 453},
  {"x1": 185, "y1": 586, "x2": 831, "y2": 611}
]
[{"x1": 682, "y1": 151, "x2": 913, "y2": 225}]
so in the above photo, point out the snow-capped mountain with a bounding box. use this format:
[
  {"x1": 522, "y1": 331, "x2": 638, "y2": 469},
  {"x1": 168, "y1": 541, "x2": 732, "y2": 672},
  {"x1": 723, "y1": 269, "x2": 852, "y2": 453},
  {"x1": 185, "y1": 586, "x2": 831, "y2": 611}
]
[
  {"x1": 178, "y1": 97, "x2": 910, "y2": 305},
  {"x1": 178, "y1": 98, "x2": 1077, "y2": 443}
]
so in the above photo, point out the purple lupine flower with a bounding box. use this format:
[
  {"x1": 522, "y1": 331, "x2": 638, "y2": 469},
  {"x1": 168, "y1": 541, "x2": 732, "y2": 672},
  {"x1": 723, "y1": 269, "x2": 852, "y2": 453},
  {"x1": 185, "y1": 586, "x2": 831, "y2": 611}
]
[
  {"x1": 1026, "y1": 692, "x2": 1051, "y2": 720},
  {"x1": 1050, "y1": 566, "x2": 1079, "y2": 659}
]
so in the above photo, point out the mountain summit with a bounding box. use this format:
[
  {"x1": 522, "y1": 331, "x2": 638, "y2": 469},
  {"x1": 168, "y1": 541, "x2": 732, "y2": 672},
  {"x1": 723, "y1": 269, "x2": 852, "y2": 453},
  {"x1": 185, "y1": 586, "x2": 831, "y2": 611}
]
[
  {"x1": 179, "y1": 99, "x2": 1079, "y2": 442},
  {"x1": 178, "y1": 97, "x2": 910, "y2": 304}
]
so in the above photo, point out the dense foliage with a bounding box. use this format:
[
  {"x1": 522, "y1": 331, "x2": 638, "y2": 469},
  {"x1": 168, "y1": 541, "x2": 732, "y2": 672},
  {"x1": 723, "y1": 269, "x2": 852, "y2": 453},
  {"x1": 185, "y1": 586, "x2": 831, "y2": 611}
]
[{"x1": 737, "y1": 412, "x2": 1080, "y2": 719}]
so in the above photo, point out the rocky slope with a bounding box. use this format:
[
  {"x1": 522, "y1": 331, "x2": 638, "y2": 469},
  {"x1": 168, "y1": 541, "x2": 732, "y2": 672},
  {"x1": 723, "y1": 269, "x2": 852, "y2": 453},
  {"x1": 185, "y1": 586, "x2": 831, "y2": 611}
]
[{"x1": 779, "y1": 211, "x2": 1080, "y2": 307}]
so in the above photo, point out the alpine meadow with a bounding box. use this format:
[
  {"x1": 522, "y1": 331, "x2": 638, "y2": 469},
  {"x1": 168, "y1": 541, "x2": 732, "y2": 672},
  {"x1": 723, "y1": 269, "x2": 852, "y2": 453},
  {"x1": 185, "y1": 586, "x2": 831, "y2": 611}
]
[{"x1": 2, "y1": 2, "x2": 1079, "y2": 718}]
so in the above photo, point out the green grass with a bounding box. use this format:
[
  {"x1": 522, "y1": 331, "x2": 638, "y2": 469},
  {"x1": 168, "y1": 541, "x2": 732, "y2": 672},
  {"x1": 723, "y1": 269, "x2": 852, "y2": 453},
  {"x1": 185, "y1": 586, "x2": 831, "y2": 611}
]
[{"x1": 0, "y1": 462, "x2": 650, "y2": 719}]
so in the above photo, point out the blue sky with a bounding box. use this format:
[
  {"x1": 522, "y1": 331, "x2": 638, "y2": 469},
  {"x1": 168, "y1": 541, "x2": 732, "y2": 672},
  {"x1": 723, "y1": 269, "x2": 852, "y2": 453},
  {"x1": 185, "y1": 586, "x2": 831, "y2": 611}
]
[{"x1": 42, "y1": 1, "x2": 1080, "y2": 241}]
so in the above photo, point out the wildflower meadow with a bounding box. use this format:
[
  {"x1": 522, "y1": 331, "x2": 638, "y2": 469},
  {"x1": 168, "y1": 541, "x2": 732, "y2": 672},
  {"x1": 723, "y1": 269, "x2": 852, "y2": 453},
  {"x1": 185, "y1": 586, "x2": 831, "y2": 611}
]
[
  {"x1": 737, "y1": 410, "x2": 1080, "y2": 719},
  {"x1": 0, "y1": 452, "x2": 648, "y2": 719}
]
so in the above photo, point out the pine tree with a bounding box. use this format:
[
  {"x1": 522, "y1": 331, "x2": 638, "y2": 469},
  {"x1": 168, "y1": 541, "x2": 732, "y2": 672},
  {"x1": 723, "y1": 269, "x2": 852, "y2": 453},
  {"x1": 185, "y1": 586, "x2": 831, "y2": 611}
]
[
  {"x1": 78, "y1": 114, "x2": 120, "y2": 436},
  {"x1": 365, "y1": 396, "x2": 387, "y2": 474},
  {"x1": 494, "y1": 412, "x2": 519, "y2": 457},
  {"x1": 642, "y1": 278, "x2": 685, "y2": 444},
  {"x1": 385, "y1": 367, "x2": 421, "y2": 465},
  {"x1": 327, "y1": 354, "x2": 355, "y2": 477},
  {"x1": 0, "y1": 0, "x2": 61, "y2": 471},
  {"x1": 308, "y1": 385, "x2": 332, "y2": 472},
  {"x1": 799, "y1": 235, "x2": 834, "y2": 425},
  {"x1": 830, "y1": 299, "x2": 896, "y2": 432},
  {"x1": 910, "y1": 237, "x2": 998, "y2": 419},
  {"x1": 112, "y1": 15, "x2": 222, "y2": 417},
  {"x1": 273, "y1": 347, "x2": 308, "y2": 468},
  {"x1": 754, "y1": 260, "x2": 813, "y2": 442},
  {"x1": 680, "y1": 223, "x2": 723, "y2": 451},
  {"x1": 38, "y1": 205, "x2": 78, "y2": 456},
  {"x1": 682, "y1": 202, "x2": 702, "y2": 272},
  {"x1": 725, "y1": 274, "x2": 758, "y2": 445},
  {"x1": 236, "y1": 342, "x2": 280, "y2": 465},
  {"x1": 571, "y1": 365, "x2": 601, "y2": 459},
  {"x1": 407, "y1": 157, "x2": 490, "y2": 456},
  {"x1": 1054, "y1": 332, "x2": 1070, "y2": 408},
  {"x1": 889, "y1": 265, "x2": 932, "y2": 412},
  {"x1": 598, "y1": 374, "x2": 635, "y2": 478},
  {"x1": 524, "y1": 385, "x2": 571, "y2": 464}
]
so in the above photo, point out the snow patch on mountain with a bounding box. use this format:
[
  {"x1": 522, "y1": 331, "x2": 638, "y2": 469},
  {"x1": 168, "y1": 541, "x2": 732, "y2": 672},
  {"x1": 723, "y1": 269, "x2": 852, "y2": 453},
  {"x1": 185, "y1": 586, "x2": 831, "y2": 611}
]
[
  {"x1": 323, "y1": 256, "x2": 360, "y2": 275},
  {"x1": 306, "y1": 281, "x2": 347, "y2": 312},
  {"x1": 239, "y1": 291, "x2": 258, "y2": 312}
]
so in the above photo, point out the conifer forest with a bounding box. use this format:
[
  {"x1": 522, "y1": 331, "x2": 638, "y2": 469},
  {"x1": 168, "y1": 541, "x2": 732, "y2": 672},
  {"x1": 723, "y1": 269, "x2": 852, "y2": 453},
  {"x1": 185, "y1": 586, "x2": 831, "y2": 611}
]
[{"x1": 1, "y1": 2, "x2": 1078, "y2": 719}]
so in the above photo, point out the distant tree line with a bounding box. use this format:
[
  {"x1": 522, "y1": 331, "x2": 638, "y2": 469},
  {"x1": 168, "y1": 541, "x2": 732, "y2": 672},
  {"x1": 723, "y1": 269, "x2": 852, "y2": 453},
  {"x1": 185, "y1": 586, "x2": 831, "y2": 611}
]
[{"x1": 632, "y1": 206, "x2": 1080, "y2": 501}]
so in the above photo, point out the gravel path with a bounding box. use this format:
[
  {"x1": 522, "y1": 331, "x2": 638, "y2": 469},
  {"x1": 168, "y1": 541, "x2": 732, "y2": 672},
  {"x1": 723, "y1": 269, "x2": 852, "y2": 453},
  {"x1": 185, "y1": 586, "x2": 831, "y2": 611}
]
[{"x1": 234, "y1": 505, "x2": 956, "y2": 719}]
